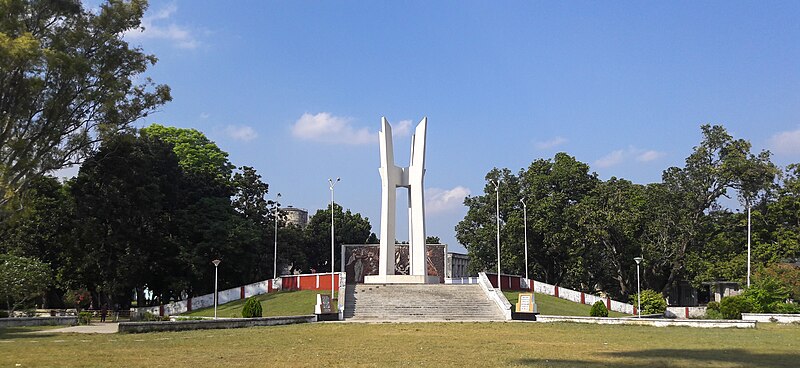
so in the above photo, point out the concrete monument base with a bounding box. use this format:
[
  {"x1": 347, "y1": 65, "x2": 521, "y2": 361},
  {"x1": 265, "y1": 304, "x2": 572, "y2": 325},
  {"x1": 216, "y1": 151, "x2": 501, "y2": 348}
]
[{"x1": 364, "y1": 274, "x2": 440, "y2": 284}]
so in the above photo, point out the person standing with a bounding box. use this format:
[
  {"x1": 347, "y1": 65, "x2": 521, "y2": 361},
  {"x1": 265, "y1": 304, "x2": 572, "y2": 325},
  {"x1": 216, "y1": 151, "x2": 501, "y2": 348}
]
[{"x1": 100, "y1": 303, "x2": 108, "y2": 323}]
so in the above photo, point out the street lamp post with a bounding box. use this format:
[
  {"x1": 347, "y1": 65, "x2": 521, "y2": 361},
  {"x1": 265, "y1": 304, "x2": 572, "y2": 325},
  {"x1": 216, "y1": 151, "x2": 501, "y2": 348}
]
[
  {"x1": 520, "y1": 198, "x2": 529, "y2": 285},
  {"x1": 329, "y1": 178, "x2": 340, "y2": 299},
  {"x1": 273, "y1": 193, "x2": 281, "y2": 280},
  {"x1": 490, "y1": 179, "x2": 501, "y2": 292},
  {"x1": 634, "y1": 257, "x2": 643, "y2": 318},
  {"x1": 747, "y1": 200, "x2": 751, "y2": 287},
  {"x1": 212, "y1": 259, "x2": 221, "y2": 320}
]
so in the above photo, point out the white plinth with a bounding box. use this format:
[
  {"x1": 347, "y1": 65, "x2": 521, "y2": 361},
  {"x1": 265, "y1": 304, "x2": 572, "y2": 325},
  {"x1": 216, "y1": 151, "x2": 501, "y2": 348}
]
[{"x1": 364, "y1": 274, "x2": 440, "y2": 284}]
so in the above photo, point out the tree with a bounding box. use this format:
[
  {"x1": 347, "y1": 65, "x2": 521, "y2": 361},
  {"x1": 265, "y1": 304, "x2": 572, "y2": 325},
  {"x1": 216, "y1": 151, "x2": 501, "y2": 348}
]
[
  {"x1": 70, "y1": 133, "x2": 184, "y2": 307},
  {"x1": 575, "y1": 178, "x2": 647, "y2": 298},
  {"x1": 0, "y1": 0, "x2": 171, "y2": 210},
  {"x1": 0, "y1": 175, "x2": 75, "y2": 307},
  {"x1": 651, "y1": 125, "x2": 774, "y2": 294},
  {"x1": 141, "y1": 124, "x2": 234, "y2": 185},
  {"x1": 426, "y1": 236, "x2": 441, "y2": 244},
  {"x1": 0, "y1": 254, "x2": 51, "y2": 313},
  {"x1": 304, "y1": 203, "x2": 376, "y2": 272},
  {"x1": 456, "y1": 153, "x2": 598, "y2": 285}
]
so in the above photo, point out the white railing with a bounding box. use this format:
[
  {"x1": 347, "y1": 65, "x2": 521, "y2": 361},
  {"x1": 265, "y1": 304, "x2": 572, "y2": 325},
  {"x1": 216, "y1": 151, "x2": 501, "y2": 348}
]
[{"x1": 478, "y1": 272, "x2": 512, "y2": 320}]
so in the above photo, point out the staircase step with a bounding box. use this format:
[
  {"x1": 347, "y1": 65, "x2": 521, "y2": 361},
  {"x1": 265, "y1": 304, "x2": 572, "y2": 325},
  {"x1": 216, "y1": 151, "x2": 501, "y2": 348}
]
[{"x1": 343, "y1": 283, "x2": 503, "y2": 321}]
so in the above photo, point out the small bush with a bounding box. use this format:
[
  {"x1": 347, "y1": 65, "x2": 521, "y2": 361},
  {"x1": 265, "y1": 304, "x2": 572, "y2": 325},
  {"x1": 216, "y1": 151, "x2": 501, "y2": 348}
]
[
  {"x1": 630, "y1": 289, "x2": 667, "y2": 315},
  {"x1": 706, "y1": 301, "x2": 720, "y2": 312},
  {"x1": 772, "y1": 302, "x2": 800, "y2": 314},
  {"x1": 242, "y1": 296, "x2": 263, "y2": 318},
  {"x1": 0, "y1": 310, "x2": 8, "y2": 318},
  {"x1": 78, "y1": 311, "x2": 92, "y2": 325},
  {"x1": 744, "y1": 277, "x2": 790, "y2": 313},
  {"x1": 720, "y1": 295, "x2": 753, "y2": 319},
  {"x1": 704, "y1": 309, "x2": 724, "y2": 319},
  {"x1": 590, "y1": 300, "x2": 608, "y2": 317},
  {"x1": 138, "y1": 312, "x2": 169, "y2": 321}
]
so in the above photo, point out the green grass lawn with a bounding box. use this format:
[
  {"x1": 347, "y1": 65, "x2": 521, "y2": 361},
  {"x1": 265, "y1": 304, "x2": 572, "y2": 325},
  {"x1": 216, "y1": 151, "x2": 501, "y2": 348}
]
[
  {"x1": 2, "y1": 322, "x2": 798, "y2": 367},
  {"x1": 504, "y1": 291, "x2": 630, "y2": 317},
  {"x1": 182, "y1": 290, "x2": 336, "y2": 318}
]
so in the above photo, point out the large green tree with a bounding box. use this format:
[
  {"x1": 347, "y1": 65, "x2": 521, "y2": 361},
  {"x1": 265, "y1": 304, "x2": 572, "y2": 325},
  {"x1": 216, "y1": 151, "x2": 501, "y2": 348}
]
[
  {"x1": 0, "y1": 0, "x2": 170, "y2": 210},
  {"x1": 456, "y1": 153, "x2": 598, "y2": 285},
  {"x1": 650, "y1": 125, "x2": 776, "y2": 293},
  {"x1": 70, "y1": 133, "x2": 184, "y2": 307},
  {"x1": 305, "y1": 203, "x2": 377, "y2": 272}
]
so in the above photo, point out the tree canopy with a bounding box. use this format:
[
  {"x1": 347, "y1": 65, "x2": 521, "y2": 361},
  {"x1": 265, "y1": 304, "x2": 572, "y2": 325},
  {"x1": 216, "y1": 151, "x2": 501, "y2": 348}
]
[
  {"x1": 457, "y1": 125, "x2": 795, "y2": 300},
  {"x1": 0, "y1": 0, "x2": 170, "y2": 210}
]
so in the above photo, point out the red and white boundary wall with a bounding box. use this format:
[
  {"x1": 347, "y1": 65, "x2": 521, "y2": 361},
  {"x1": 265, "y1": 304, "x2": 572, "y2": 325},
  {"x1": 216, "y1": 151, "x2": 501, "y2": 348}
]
[
  {"x1": 485, "y1": 273, "x2": 637, "y2": 315},
  {"x1": 135, "y1": 272, "x2": 343, "y2": 317}
]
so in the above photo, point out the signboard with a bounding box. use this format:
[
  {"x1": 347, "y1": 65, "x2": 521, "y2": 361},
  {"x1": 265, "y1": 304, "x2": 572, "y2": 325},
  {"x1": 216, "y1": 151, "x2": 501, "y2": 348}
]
[
  {"x1": 315, "y1": 294, "x2": 332, "y2": 314},
  {"x1": 516, "y1": 293, "x2": 535, "y2": 313}
]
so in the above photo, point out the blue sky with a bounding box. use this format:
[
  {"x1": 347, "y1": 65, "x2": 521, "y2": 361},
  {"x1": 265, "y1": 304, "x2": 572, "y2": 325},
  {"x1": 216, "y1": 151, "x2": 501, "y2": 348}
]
[{"x1": 74, "y1": 1, "x2": 800, "y2": 252}]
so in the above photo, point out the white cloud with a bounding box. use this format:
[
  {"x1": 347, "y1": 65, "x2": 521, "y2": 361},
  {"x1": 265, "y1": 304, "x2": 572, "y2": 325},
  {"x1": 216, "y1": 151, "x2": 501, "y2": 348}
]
[
  {"x1": 291, "y1": 112, "x2": 376, "y2": 145},
  {"x1": 393, "y1": 120, "x2": 413, "y2": 137},
  {"x1": 199, "y1": 112, "x2": 210, "y2": 119},
  {"x1": 769, "y1": 127, "x2": 800, "y2": 155},
  {"x1": 123, "y1": 3, "x2": 199, "y2": 49},
  {"x1": 636, "y1": 150, "x2": 666, "y2": 162},
  {"x1": 426, "y1": 186, "x2": 471, "y2": 215},
  {"x1": 224, "y1": 125, "x2": 258, "y2": 142},
  {"x1": 595, "y1": 147, "x2": 665, "y2": 168},
  {"x1": 595, "y1": 149, "x2": 625, "y2": 168},
  {"x1": 535, "y1": 136, "x2": 568, "y2": 150}
]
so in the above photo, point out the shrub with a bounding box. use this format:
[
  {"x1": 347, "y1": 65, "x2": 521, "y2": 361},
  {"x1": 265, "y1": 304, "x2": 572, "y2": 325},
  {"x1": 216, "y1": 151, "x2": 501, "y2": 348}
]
[
  {"x1": 772, "y1": 302, "x2": 800, "y2": 314},
  {"x1": 704, "y1": 309, "x2": 724, "y2": 319},
  {"x1": 706, "y1": 301, "x2": 720, "y2": 312},
  {"x1": 242, "y1": 296, "x2": 263, "y2": 318},
  {"x1": 743, "y1": 277, "x2": 790, "y2": 313},
  {"x1": 64, "y1": 289, "x2": 92, "y2": 312},
  {"x1": 590, "y1": 300, "x2": 608, "y2": 317},
  {"x1": 0, "y1": 310, "x2": 8, "y2": 318},
  {"x1": 629, "y1": 289, "x2": 667, "y2": 315},
  {"x1": 756, "y1": 264, "x2": 800, "y2": 300},
  {"x1": 720, "y1": 295, "x2": 753, "y2": 319},
  {"x1": 136, "y1": 312, "x2": 169, "y2": 321},
  {"x1": 78, "y1": 311, "x2": 92, "y2": 325}
]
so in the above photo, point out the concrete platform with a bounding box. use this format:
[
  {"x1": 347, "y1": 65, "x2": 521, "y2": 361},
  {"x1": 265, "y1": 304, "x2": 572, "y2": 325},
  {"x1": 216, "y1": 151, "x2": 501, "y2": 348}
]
[{"x1": 363, "y1": 274, "x2": 440, "y2": 284}]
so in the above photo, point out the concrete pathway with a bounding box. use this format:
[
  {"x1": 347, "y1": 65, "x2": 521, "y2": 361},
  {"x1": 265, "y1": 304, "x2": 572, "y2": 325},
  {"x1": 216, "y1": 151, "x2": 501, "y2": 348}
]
[{"x1": 36, "y1": 323, "x2": 119, "y2": 334}]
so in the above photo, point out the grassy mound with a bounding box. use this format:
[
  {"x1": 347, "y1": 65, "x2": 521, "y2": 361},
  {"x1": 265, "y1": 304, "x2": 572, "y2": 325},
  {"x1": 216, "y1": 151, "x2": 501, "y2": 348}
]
[
  {"x1": 182, "y1": 290, "x2": 336, "y2": 318},
  {"x1": 504, "y1": 291, "x2": 630, "y2": 317}
]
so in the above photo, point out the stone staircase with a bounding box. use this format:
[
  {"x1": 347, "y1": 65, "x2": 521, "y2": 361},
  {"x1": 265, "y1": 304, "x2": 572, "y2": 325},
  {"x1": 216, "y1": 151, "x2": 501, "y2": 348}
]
[{"x1": 344, "y1": 283, "x2": 504, "y2": 321}]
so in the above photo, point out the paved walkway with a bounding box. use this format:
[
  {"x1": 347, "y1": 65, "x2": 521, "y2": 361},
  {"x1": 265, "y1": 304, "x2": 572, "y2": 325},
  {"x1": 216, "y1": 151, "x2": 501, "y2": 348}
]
[{"x1": 37, "y1": 323, "x2": 119, "y2": 334}]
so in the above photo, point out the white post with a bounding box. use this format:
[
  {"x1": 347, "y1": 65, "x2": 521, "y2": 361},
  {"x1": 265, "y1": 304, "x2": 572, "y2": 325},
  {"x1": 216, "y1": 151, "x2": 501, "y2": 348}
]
[
  {"x1": 491, "y1": 179, "x2": 501, "y2": 292},
  {"x1": 273, "y1": 193, "x2": 281, "y2": 280},
  {"x1": 329, "y1": 178, "x2": 340, "y2": 298},
  {"x1": 212, "y1": 259, "x2": 221, "y2": 320},
  {"x1": 521, "y1": 198, "x2": 529, "y2": 283},
  {"x1": 634, "y1": 257, "x2": 643, "y2": 318},
  {"x1": 747, "y1": 201, "x2": 751, "y2": 287}
]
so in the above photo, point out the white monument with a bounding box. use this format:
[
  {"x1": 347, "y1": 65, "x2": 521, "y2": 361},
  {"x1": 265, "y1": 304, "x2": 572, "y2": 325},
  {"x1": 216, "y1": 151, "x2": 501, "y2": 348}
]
[{"x1": 364, "y1": 117, "x2": 439, "y2": 284}]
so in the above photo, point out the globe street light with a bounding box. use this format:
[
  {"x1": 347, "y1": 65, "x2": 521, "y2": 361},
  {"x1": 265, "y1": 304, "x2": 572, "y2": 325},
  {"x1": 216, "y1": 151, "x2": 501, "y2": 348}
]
[
  {"x1": 273, "y1": 193, "x2": 281, "y2": 280},
  {"x1": 520, "y1": 197, "x2": 529, "y2": 284},
  {"x1": 212, "y1": 259, "x2": 221, "y2": 320},
  {"x1": 329, "y1": 177, "x2": 340, "y2": 299},
  {"x1": 490, "y1": 179, "x2": 501, "y2": 291},
  {"x1": 634, "y1": 257, "x2": 643, "y2": 318}
]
